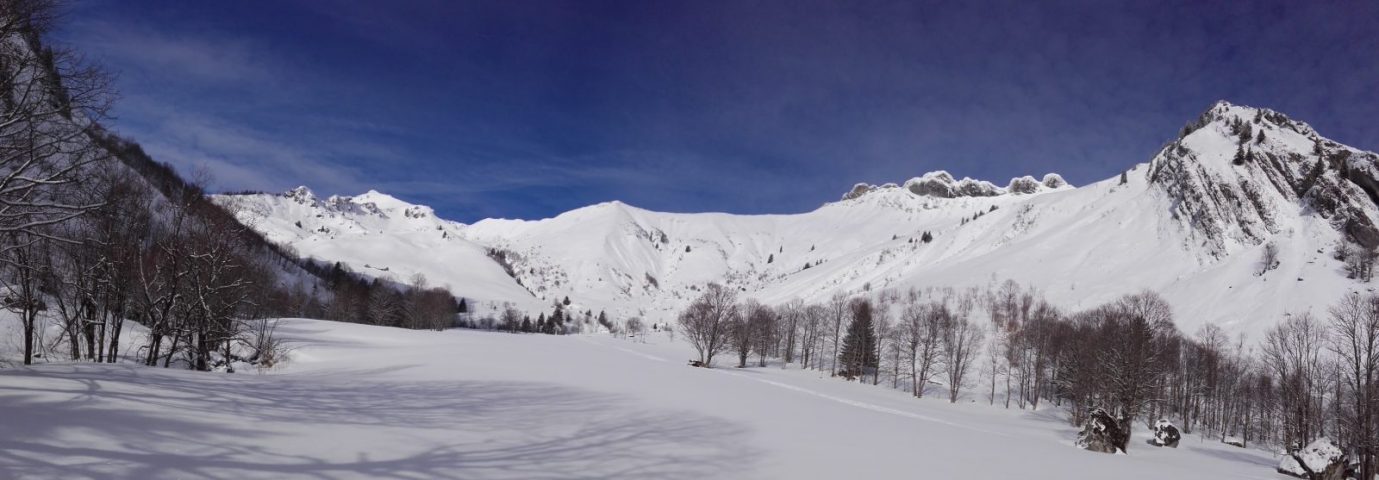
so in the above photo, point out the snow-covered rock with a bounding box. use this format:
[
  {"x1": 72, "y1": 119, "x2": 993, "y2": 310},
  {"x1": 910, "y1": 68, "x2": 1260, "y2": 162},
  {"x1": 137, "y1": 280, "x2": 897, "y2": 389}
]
[
  {"x1": 1149, "y1": 419, "x2": 1181, "y2": 448},
  {"x1": 1076, "y1": 408, "x2": 1128, "y2": 454},
  {"x1": 1277, "y1": 437, "x2": 1347, "y2": 479}
]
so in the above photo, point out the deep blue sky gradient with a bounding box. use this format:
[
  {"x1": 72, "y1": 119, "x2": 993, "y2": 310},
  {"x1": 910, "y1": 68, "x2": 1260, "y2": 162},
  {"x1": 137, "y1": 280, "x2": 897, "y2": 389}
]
[{"x1": 61, "y1": 0, "x2": 1379, "y2": 221}]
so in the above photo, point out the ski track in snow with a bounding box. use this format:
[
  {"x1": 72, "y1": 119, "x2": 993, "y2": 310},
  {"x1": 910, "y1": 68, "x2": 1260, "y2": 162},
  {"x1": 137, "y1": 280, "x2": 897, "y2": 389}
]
[
  {"x1": 717, "y1": 369, "x2": 1014, "y2": 437},
  {"x1": 576, "y1": 335, "x2": 668, "y2": 363},
  {"x1": 585, "y1": 336, "x2": 1011, "y2": 437}
]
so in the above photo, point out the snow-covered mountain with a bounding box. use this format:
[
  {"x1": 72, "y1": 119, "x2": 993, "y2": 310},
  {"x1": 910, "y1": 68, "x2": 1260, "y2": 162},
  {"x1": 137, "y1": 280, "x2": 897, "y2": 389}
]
[{"x1": 213, "y1": 101, "x2": 1379, "y2": 337}]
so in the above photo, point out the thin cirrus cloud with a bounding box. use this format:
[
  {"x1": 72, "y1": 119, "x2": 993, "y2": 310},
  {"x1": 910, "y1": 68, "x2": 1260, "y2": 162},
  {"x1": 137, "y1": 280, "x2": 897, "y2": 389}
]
[
  {"x1": 53, "y1": 1, "x2": 1379, "y2": 223},
  {"x1": 61, "y1": 13, "x2": 708, "y2": 221}
]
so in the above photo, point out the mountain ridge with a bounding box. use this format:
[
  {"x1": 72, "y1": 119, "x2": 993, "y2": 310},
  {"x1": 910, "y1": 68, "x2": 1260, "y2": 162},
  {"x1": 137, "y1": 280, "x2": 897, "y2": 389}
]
[{"x1": 213, "y1": 101, "x2": 1379, "y2": 338}]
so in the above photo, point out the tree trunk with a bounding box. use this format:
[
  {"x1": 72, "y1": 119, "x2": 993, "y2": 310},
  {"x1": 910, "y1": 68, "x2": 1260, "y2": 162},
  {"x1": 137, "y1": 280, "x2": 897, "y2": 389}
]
[{"x1": 22, "y1": 317, "x2": 34, "y2": 365}]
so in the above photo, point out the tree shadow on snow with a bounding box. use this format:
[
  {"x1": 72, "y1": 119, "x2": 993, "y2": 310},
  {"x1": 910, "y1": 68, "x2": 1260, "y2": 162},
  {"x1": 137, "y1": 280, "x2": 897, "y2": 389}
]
[{"x1": 0, "y1": 365, "x2": 757, "y2": 479}]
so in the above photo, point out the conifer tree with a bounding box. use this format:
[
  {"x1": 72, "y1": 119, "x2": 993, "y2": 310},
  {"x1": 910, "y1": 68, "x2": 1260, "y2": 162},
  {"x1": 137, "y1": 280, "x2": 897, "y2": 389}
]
[{"x1": 838, "y1": 299, "x2": 878, "y2": 380}]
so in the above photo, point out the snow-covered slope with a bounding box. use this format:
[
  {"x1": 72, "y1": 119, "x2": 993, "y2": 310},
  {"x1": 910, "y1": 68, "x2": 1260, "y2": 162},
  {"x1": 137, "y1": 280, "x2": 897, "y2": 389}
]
[
  {"x1": 213, "y1": 187, "x2": 548, "y2": 315},
  {"x1": 213, "y1": 102, "x2": 1379, "y2": 337},
  {"x1": 0, "y1": 318, "x2": 1281, "y2": 479}
]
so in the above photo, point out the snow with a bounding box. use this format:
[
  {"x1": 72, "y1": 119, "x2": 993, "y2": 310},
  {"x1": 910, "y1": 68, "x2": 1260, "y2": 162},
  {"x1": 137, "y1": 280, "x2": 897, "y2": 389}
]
[
  {"x1": 1277, "y1": 437, "x2": 1345, "y2": 477},
  {"x1": 209, "y1": 102, "x2": 1377, "y2": 342},
  {"x1": 0, "y1": 318, "x2": 1285, "y2": 479}
]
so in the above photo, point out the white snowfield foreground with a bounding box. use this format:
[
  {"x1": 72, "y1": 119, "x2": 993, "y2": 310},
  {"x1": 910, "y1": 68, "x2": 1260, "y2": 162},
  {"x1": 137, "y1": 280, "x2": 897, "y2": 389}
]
[{"x1": 1, "y1": 319, "x2": 1280, "y2": 479}]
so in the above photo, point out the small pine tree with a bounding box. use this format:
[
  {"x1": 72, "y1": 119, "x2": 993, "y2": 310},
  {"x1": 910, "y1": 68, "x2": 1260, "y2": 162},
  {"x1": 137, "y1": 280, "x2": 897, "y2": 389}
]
[
  {"x1": 838, "y1": 301, "x2": 878, "y2": 380},
  {"x1": 921, "y1": 231, "x2": 933, "y2": 243},
  {"x1": 520, "y1": 316, "x2": 532, "y2": 333},
  {"x1": 685, "y1": 245, "x2": 691, "y2": 253},
  {"x1": 563, "y1": 296, "x2": 571, "y2": 306},
  {"x1": 767, "y1": 253, "x2": 774, "y2": 263},
  {"x1": 1233, "y1": 146, "x2": 1246, "y2": 165},
  {"x1": 1119, "y1": 171, "x2": 1128, "y2": 185},
  {"x1": 457, "y1": 298, "x2": 468, "y2": 313},
  {"x1": 1255, "y1": 130, "x2": 1266, "y2": 144},
  {"x1": 1239, "y1": 123, "x2": 1253, "y2": 143}
]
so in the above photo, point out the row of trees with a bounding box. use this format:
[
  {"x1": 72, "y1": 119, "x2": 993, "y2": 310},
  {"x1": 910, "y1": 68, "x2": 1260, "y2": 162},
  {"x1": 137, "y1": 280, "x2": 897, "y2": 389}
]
[
  {"x1": 678, "y1": 283, "x2": 989, "y2": 402},
  {"x1": 675, "y1": 280, "x2": 1378, "y2": 473}
]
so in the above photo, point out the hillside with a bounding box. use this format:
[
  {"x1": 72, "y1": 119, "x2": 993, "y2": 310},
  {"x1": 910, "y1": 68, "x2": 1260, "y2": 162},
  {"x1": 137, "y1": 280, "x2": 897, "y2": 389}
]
[{"x1": 214, "y1": 102, "x2": 1378, "y2": 337}]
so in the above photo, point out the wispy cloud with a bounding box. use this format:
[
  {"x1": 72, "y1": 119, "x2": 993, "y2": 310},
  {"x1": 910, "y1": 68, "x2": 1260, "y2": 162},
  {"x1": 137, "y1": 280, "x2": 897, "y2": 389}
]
[{"x1": 69, "y1": 19, "x2": 279, "y2": 87}]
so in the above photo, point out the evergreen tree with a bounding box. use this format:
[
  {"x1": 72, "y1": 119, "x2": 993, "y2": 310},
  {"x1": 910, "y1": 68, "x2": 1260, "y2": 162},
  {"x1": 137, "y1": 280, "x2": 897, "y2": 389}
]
[
  {"x1": 1119, "y1": 171, "x2": 1128, "y2": 185},
  {"x1": 520, "y1": 316, "x2": 532, "y2": 333},
  {"x1": 1233, "y1": 145, "x2": 1247, "y2": 165},
  {"x1": 767, "y1": 253, "x2": 774, "y2": 264},
  {"x1": 562, "y1": 296, "x2": 571, "y2": 306},
  {"x1": 549, "y1": 306, "x2": 565, "y2": 334},
  {"x1": 838, "y1": 299, "x2": 878, "y2": 380},
  {"x1": 1256, "y1": 129, "x2": 1266, "y2": 144},
  {"x1": 921, "y1": 231, "x2": 934, "y2": 243},
  {"x1": 457, "y1": 298, "x2": 468, "y2": 313}
]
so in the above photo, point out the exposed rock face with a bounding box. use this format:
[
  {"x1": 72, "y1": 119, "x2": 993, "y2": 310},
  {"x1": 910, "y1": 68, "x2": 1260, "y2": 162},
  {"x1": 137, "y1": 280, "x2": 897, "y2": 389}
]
[
  {"x1": 1149, "y1": 419, "x2": 1180, "y2": 448},
  {"x1": 1006, "y1": 175, "x2": 1041, "y2": 195},
  {"x1": 1075, "y1": 408, "x2": 1128, "y2": 454},
  {"x1": 841, "y1": 183, "x2": 875, "y2": 201},
  {"x1": 889, "y1": 171, "x2": 1071, "y2": 199},
  {"x1": 1149, "y1": 101, "x2": 1379, "y2": 256}
]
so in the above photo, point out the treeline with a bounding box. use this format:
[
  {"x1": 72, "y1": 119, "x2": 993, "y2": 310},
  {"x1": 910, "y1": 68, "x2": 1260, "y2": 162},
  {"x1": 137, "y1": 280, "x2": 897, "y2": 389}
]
[
  {"x1": 306, "y1": 261, "x2": 461, "y2": 330},
  {"x1": 475, "y1": 296, "x2": 618, "y2": 335},
  {"x1": 0, "y1": 2, "x2": 463, "y2": 370},
  {"x1": 675, "y1": 280, "x2": 1377, "y2": 476}
]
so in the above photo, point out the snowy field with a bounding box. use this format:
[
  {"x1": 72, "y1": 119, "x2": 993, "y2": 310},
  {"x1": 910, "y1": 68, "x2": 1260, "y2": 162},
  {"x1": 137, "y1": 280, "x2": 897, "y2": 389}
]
[{"x1": 1, "y1": 319, "x2": 1286, "y2": 479}]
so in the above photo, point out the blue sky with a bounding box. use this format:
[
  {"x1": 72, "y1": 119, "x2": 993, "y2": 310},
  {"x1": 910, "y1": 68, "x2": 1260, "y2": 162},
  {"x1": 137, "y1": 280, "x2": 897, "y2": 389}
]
[{"x1": 60, "y1": 1, "x2": 1378, "y2": 222}]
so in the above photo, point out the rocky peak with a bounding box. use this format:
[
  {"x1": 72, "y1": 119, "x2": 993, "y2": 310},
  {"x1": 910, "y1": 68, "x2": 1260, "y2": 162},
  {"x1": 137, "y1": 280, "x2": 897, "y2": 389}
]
[
  {"x1": 841, "y1": 170, "x2": 1071, "y2": 201},
  {"x1": 1150, "y1": 101, "x2": 1379, "y2": 255}
]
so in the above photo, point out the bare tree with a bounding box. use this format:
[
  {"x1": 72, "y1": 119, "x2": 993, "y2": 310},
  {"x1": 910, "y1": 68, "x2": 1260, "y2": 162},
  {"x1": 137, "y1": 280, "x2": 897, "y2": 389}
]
[
  {"x1": 625, "y1": 317, "x2": 645, "y2": 338},
  {"x1": 941, "y1": 310, "x2": 984, "y2": 403},
  {"x1": 1329, "y1": 293, "x2": 1379, "y2": 480},
  {"x1": 1263, "y1": 312, "x2": 1331, "y2": 451},
  {"x1": 0, "y1": 0, "x2": 114, "y2": 365},
  {"x1": 1260, "y1": 242, "x2": 1280, "y2": 275},
  {"x1": 678, "y1": 283, "x2": 738, "y2": 367},
  {"x1": 827, "y1": 292, "x2": 848, "y2": 376},
  {"x1": 779, "y1": 299, "x2": 803, "y2": 363},
  {"x1": 749, "y1": 302, "x2": 776, "y2": 367}
]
